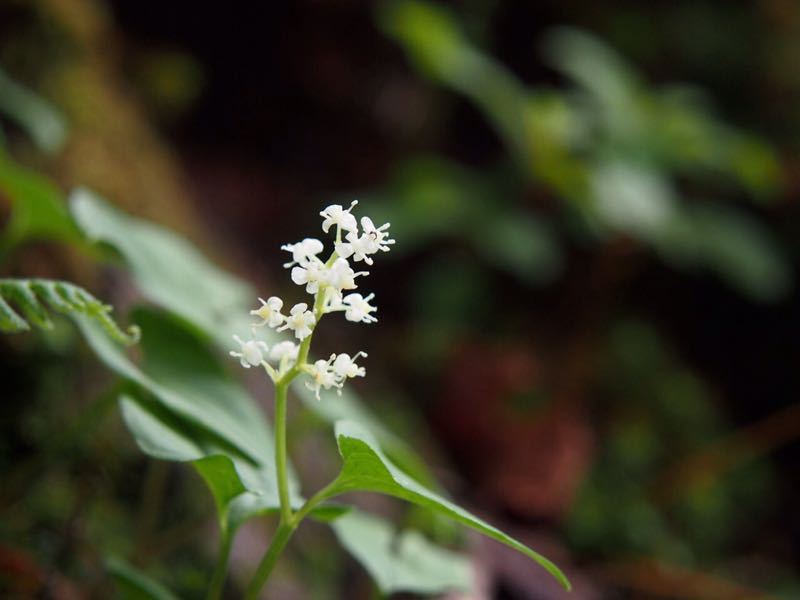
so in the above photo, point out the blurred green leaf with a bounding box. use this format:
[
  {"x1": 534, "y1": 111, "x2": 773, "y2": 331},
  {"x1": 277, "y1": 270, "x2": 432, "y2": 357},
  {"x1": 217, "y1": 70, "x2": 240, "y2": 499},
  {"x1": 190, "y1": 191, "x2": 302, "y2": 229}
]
[
  {"x1": 0, "y1": 151, "x2": 78, "y2": 254},
  {"x1": 379, "y1": 0, "x2": 530, "y2": 161},
  {"x1": 69, "y1": 188, "x2": 254, "y2": 345},
  {"x1": 0, "y1": 278, "x2": 139, "y2": 344},
  {"x1": 330, "y1": 509, "x2": 471, "y2": 595},
  {"x1": 76, "y1": 308, "x2": 273, "y2": 467},
  {"x1": 372, "y1": 157, "x2": 563, "y2": 285},
  {"x1": 322, "y1": 420, "x2": 571, "y2": 590},
  {"x1": 0, "y1": 67, "x2": 67, "y2": 153},
  {"x1": 655, "y1": 204, "x2": 791, "y2": 302},
  {"x1": 106, "y1": 556, "x2": 180, "y2": 600}
]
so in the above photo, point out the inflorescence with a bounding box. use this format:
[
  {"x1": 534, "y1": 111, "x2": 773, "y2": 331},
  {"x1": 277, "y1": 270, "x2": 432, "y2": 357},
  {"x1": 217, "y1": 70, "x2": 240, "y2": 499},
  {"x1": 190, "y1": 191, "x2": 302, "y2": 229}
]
[{"x1": 229, "y1": 201, "x2": 393, "y2": 400}]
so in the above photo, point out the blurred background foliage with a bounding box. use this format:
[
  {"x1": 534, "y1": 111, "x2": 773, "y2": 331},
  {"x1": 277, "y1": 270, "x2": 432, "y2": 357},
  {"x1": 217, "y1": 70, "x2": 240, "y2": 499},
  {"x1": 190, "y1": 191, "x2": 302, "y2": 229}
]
[{"x1": 2, "y1": 0, "x2": 800, "y2": 598}]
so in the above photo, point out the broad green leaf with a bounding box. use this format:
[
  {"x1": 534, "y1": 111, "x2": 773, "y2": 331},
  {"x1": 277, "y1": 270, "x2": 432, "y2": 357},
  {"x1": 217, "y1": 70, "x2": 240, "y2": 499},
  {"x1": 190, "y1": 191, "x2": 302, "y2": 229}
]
[
  {"x1": 119, "y1": 394, "x2": 285, "y2": 535},
  {"x1": 75, "y1": 307, "x2": 271, "y2": 464},
  {"x1": 0, "y1": 67, "x2": 67, "y2": 153},
  {"x1": 0, "y1": 151, "x2": 79, "y2": 253},
  {"x1": 120, "y1": 394, "x2": 341, "y2": 535},
  {"x1": 69, "y1": 188, "x2": 254, "y2": 344},
  {"x1": 331, "y1": 509, "x2": 471, "y2": 595},
  {"x1": 0, "y1": 278, "x2": 139, "y2": 344},
  {"x1": 105, "y1": 556, "x2": 179, "y2": 600},
  {"x1": 324, "y1": 420, "x2": 570, "y2": 590}
]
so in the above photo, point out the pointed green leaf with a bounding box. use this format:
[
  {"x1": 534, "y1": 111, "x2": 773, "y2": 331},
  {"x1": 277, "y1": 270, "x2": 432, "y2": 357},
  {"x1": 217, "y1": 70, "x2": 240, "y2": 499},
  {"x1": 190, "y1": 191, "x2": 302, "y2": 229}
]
[
  {"x1": 325, "y1": 420, "x2": 570, "y2": 590},
  {"x1": 331, "y1": 509, "x2": 472, "y2": 594}
]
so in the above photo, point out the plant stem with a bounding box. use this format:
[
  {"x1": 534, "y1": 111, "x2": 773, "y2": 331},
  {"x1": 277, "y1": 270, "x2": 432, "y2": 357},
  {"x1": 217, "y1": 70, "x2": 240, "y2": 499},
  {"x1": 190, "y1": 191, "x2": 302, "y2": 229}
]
[
  {"x1": 207, "y1": 533, "x2": 232, "y2": 600},
  {"x1": 244, "y1": 522, "x2": 295, "y2": 600},
  {"x1": 274, "y1": 381, "x2": 292, "y2": 525}
]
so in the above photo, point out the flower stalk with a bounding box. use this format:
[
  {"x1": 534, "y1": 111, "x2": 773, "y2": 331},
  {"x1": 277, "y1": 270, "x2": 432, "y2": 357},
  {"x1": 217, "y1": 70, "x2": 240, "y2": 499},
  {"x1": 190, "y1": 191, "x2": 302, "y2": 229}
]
[{"x1": 236, "y1": 202, "x2": 393, "y2": 597}]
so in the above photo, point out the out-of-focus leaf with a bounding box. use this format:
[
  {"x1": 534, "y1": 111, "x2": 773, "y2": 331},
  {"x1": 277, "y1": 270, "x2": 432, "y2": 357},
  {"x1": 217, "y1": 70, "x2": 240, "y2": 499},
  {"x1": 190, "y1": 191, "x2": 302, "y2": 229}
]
[
  {"x1": 475, "y1": 211, "x2": 562, "y2": 285},
  {"x1": 655, "y1": 204, "x2": 791, "y2": 302},
  {"x1": 105, "y1": 556, "x2": 179, "y2": 600},
  {"x1": 378, "y1": 0, "x2": 529, "y2": 161},
  {"x1": 0, "y1": 67, "x2": 67, "y2": 153},
  {"x1": 0, "y1": 152, "x2": 78, "y2": 252},
  {"x1": 120, "y1": 394, "x2": 290, "y2": 536},
  {"x1": 75, "y1": 308, "x2": 273, "y2": 466},
  {"x1": 69, "y1": 188, "x2": 254, "y2": 344},
  {"x1": 320, "y1": 420, "x2": 571, "y2": 590},
  {"x1": 0, "y1": 278, "x2": 139, "y2": 344},
  {"x1": 330, "y1": 509, "x2": 471, "y2": 594},
  {"x1": 591, "y1": 161, "x2": 677, "y2": 238},
  {"x1": 371, "y1": 157, "x2": 563, "y2": 285}
]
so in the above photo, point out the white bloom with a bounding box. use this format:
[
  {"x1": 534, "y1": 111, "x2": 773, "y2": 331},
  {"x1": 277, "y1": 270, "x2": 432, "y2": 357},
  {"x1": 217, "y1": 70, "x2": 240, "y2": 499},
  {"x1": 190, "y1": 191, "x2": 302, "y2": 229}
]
[
  {"x1": 281, "y1": 238, "x2": 324, "y2": 268},
  {"x1": 278, "y1": 302, "x2": 316, "y2": 340},
  {"x1": 335, "y1": 217, "x2": 394, "y2": 265},
  {"x1": 342, "y1": 293, "x2": 377, "y2": 323},
  {"x1": 332, "y1": 352, "x2": 367, "y2": 379},
  {"x1": 229, "y1": 334, "x2": 269, "y2": 369},
  {"x1": 359, "y1": 217, "x2": 395, "y2": 254},
  {"x1": 304, "y1": 358, "x2": 340, "y2": 400},
  {"x1": 335, "y1": 231, "x2": 372, "y2": 264},
  {"x1": 320, "y1": 200, "x2": 359, "y2": 234},
  {"x1": 325, "y1": 257, "x2": 366, "y2": 294},
  {"x1": 269, "y1": 340, "x2": 299, "y2": 363},
  {"x1": 291, "y1": 258, "x2": 326, "y2": 294},
  {"x1": 251, "y1": 296, "x2": 284, "y2": 328}
]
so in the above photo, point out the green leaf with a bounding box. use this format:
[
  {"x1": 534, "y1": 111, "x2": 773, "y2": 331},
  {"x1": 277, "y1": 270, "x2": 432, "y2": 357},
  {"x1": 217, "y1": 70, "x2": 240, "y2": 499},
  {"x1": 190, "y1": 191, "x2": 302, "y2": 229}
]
[
  {"x1": 78, "y1": 306, "x2": 272, "y2": 465},
  {"x1": 0, "y1": 277, "x2": 139, "y2": 344},
  {"x1": 331, "y1": 509, "x2": 471, "y2": 595},
  {"x1": 0, "y1": 151, "x2": 79, "y2": 253},
  {"x1": 324, "y1": 420, "x2": 571, "y2": 590},
  {"x1": 0, "y1": 67, "x2": 68, "y2": 153},
  {"x1": 654, "y1": 204, "x2": 791, "y2": 302},
  {"x1": 69, "y1": 188, "x2": 254, "y2": 345},
  {"x1": 119, "y1": 394, "x2": 286, "y2": 535},
  {"x1": 105, "y1": 556, "x2": 180, "y2": 600}
]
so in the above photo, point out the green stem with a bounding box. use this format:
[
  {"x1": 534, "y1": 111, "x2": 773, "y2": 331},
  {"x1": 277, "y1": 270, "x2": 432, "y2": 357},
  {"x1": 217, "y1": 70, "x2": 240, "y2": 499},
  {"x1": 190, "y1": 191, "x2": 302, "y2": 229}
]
[
  {"x1": 274, "y1": 381, "x2": 292, "y2": 525},
  {"x1": 244, "y1": 522, "x2": 295, "y2": 600},
  {"x1": 206, "y1": 533, "x2": 233, "y2": 600}
]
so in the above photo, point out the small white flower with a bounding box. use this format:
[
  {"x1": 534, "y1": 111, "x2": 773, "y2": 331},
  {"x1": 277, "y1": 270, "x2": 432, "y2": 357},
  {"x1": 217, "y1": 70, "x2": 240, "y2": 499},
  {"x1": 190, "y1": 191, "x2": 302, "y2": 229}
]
[
  {"x1": 281, "y1": 238, "x2": 324, "y2": 268},
  {"x1": 359, "y1": 217, "x2": 395, "y2": 254},
  {"x1": 278, "y1": 302, "x2": 316, "y2": 340},
  {"x1": 251, "y1": 296, "x2": 284, "y2": 328},
  {"x1": 325, "y1": 257, "x2": 366, "y2": 294},
  {"x1": 291, "y1": 258, "x2": 326, "y2": 294},
  {"x1": 332, "y1": 351, "x2": 367, "y2": 380},
  {"x1": 229, "y1": 334, "x2": 269, "y2": 369},
  {"x1": 320, "y1": 201, "x2": 359, "y2": 234},
  {"x1": 304, "y1": 358, "x2": 340, "y2": 400},
  {"x1": 269, "y1": 340, "x2": 299, "y2": 363},
  {"x1": 335, "y1": 231, "x2": 372, "y2": 264},
  {"x1": 335, "y1": 217, "x2": 394, "y2": 265},
  {"x1": 342, "y1": 293, "x2": 378, "y2": 323}
]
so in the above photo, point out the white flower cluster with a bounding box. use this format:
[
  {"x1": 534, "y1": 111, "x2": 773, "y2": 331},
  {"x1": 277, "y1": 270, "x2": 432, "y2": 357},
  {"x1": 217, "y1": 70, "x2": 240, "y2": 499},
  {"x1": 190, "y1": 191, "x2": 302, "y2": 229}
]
[{"x1": 229, "y1": 201, "x2": 393, "y2": 399}]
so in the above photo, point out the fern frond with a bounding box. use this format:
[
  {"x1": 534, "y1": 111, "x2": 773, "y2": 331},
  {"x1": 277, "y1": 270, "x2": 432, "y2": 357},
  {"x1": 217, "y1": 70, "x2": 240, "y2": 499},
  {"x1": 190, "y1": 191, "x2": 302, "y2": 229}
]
[{"x1": 0, "y1": 278, "x2": 139, "y2": 345}]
